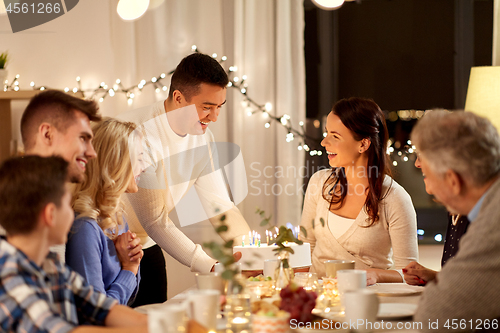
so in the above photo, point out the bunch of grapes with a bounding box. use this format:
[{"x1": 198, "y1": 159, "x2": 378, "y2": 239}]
[{"x1": 279, "y1": 283, "x2": 317, "y2": 322}]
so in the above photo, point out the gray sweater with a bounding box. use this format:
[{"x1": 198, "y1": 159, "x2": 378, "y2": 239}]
[{"x1": 414, "y1": 177, "x2": 500, "y2": 332}]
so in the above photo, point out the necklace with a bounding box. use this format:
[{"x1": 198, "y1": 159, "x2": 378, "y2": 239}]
[{"x1": 451, "y1": 214, "x2": 461, "y2": 226}]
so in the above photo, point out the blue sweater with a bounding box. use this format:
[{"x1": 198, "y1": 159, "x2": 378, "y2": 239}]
[{"x1": 65, "y1": 216, "x2": 139, "y2": 305}]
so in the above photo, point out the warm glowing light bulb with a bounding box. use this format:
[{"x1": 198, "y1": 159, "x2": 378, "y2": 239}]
[
  {"x1": 312, "y1": 0, "x2": 344, "y2": 10},
  {"x1": 117, "y1": 0, "x2": 150, "y2": 21}
]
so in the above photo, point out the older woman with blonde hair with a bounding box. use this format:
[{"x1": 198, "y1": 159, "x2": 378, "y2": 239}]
[{"x1": 66, "y1": 118, "x2": 144, "y2": 305}]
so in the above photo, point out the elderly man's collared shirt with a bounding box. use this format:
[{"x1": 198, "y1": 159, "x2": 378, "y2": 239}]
[{"x1": 0, "y1": 238, "x2": 117, "y2": 332}]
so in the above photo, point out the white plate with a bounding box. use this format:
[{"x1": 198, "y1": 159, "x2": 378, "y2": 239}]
[
  {"x1": 367, "y1": 283, "x2": 424, "y2": 297},
  {"x1": 377, "y1": 303, "x2": 417, "y2": 320}
]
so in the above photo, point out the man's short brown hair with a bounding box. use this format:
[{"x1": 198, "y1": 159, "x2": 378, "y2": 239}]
[
  {"x1": 0, "y1": 156, "x2": 68, "y2": 235},
  {"x1": 168, "y1": 53, "x2": 229, "y2": 101},
  {"x1": 20, "y1": 90, "x2": 101, "y2": 150}
]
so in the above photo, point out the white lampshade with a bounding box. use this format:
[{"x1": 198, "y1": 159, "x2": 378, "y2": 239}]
[
  {"x1": 312, "y1": 0, "x2": 345, "y2": 10},
  {"x1": 465, "y1": 66, "x2": 500, "y2": 130},
  {"x1": 117, "y1": 0, "x2": 150, "y2": 21}
]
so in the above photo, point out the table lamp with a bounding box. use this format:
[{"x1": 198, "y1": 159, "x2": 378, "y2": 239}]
[{"x1": 465, "y1": 66, "x2": 500, "y2": 130}]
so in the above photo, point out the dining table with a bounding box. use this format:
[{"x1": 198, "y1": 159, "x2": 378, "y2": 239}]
[{"x1": 135, "y1": 282, "x2": 425, "y2": 332}]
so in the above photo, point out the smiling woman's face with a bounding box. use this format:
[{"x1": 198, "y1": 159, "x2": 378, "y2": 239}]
[{"x1": 321, "y1": 112, "x2": 363, "y2": 169}]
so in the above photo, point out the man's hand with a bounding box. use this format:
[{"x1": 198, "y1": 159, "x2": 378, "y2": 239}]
[
  {"x1": 403, "y1": 261, "x2": 437, "y2": 285},
  {"x1": 211, "y1": 251, "x2": 243, "y2": 272}
]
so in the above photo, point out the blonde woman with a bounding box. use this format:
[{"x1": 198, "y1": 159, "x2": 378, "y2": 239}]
[{"x1": 66, "y1": 118, "x2": 144, "y2": 305}]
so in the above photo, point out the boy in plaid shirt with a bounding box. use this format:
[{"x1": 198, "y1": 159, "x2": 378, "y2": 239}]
[{"x1": 0, "y1": 156, "x2": 147, "y2": 333}]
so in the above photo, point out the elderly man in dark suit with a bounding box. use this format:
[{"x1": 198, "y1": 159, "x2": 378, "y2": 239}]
[{"x1": 410, "y1": 110, "x2": 500, "y2": 332}]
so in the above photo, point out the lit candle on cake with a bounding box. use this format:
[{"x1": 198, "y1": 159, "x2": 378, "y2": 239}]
[{"x1": 242, "y1": 235, "x2": 245, "y2": 247}]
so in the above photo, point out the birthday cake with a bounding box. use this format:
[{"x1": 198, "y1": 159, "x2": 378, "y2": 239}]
[{"x1": 233, "y1": 243, "x2": 312, "y2": 271}]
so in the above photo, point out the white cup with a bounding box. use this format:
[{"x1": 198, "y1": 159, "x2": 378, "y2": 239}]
[
  {"x1": 195, "y1": 272, "x2": 224, "y2": 293},
  {"x1": 213, "y1": 262, "x2": 225, "y2": 273},
  {"x1": 324, "y1": 260, "x2": 355, "y2": 278},
  {"x1": 343, "y1": 290, "x2": 379, "y2": 333},
  {"x1": 337, "y1": 269, "x2": 367, "y2": 310},
  {"x1": 337, "y1": 269, "x2": 366, "y2": 293},
  {"x1": 185, "y1": 289, "x2": 220, "y2": 331},
  {"x1": 263, "y1": 259, "x2": 279, "y2": 278},
  {"x1": 148, "y1": 303, "x2": 187, "y2": 333}
]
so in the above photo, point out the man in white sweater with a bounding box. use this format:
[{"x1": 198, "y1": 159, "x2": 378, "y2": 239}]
[{"x1": 118, "y1": 53, "x2": 251, "y2": 306}]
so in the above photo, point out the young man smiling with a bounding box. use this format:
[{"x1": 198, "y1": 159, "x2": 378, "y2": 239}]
[
  {"x1": 20, "y1": 90, "x2": 101, "y2": 183},
  {"x1": 118, "y1": 53, "x2": 250, "y2": 306}
]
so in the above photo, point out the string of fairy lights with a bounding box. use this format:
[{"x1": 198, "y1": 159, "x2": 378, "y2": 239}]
[{"x1": 2, "y1": 46, "x2": 424, "y2": 163}]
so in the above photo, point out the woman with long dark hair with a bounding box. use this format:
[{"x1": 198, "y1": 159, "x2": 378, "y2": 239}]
[{"x1": 300, "y1": 97, "x2": 418, "y2": 283}]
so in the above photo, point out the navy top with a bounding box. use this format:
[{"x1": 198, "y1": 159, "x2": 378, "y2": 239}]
[
  {"x1": 65, "y1": 216, "x2": 140, "y2": 305},
  {"x1": 441, "y1": 214, "x2": 470, "y2": 267}
]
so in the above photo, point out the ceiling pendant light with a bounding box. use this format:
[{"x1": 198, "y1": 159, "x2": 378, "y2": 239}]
[
  {"x1": 117, "y1": 0, "x2": 150, "y2": 21},
  {"x1": 312, "y1": 0, "x2": 345, "y2": 10}
]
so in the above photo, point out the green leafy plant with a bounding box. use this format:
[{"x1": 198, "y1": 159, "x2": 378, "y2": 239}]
[
  {"x1": 0, "y1": 52, "x2": 8, "y2": 69},
  {"x1": 203, "y1": 211, "x2": 244, "y2": 293}
]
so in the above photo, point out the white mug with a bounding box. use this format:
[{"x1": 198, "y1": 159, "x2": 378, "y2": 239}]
[
  {"x1": 337, "y1": 269, "x2": 367, "y2": 310},
  {"x1": 337, "y1": 269, "x2": 367, "y2": 293},
  {"x1": 343, "y1": 289, "x2": 379, "y2": 333},
  {"x1": 195, "y1": 272, "x2": 224, "y2": 293},
  {"x1": 185, "y1": 289, "x2": 220, "y2": 331},
  {"x1": 148, "y1": 303, "x2": 187, "y2": 333}
]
